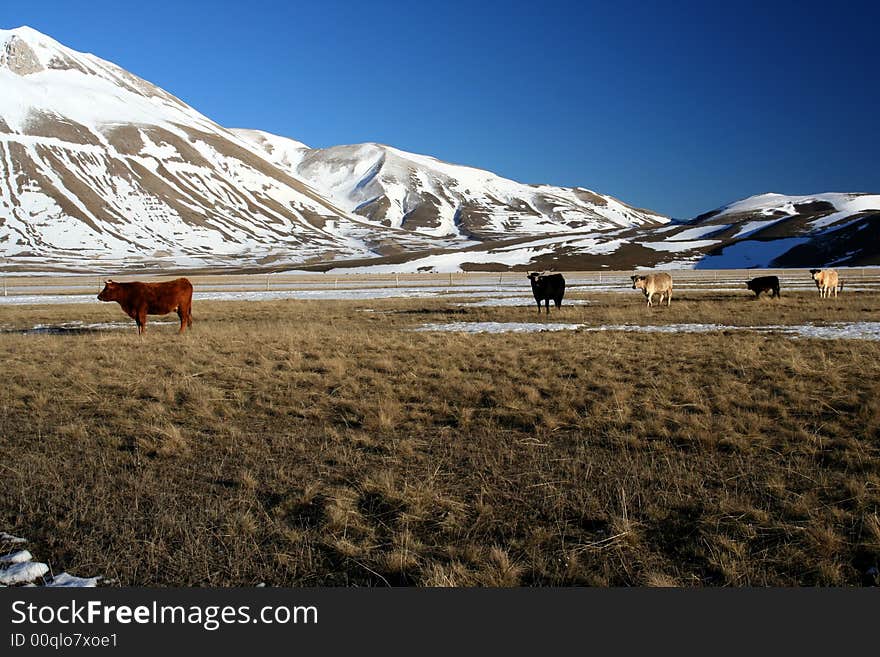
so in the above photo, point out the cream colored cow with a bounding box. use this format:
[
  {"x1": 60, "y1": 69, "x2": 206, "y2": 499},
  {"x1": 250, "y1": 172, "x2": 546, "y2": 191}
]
[
  {"x1": 809, "y1": 269, "x2": 842, "y2": 299},
  {"x1": 631, "y1": 272, "x2": 673, "y2": 307}
]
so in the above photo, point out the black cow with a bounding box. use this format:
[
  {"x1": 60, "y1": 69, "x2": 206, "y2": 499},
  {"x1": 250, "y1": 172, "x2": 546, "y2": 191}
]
[
  {"x1": 746, "y1": 275, "x2": 780, "y2": 299},
  {"x1": 527, "y1": 272, "x2": 566, "y2": 314}
]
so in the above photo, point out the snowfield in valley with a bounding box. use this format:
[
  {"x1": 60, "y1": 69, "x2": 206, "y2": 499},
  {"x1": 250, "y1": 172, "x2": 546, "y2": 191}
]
[{"x1": 414, "y1": 321, "x2": 880, "y2": 340}]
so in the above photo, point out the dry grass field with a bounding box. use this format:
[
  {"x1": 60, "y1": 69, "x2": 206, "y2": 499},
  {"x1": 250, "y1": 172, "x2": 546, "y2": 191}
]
[{"x1": 1, "y1": 277, "x2": 879, "y2": 586}]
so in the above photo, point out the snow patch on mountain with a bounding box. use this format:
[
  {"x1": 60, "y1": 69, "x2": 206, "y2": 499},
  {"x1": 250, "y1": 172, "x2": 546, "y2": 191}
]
[{"x1": 696, "y1": 237, "x2": 811, "y2": 269}]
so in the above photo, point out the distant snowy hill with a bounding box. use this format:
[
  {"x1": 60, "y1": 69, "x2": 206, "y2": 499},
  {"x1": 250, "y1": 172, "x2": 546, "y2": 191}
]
[
  {"x1": 317, "y1": 192, "x2": 880, "y2": 273},
  {"x1": 680, "y1": 192, "x2": 880, "y2": 269}
]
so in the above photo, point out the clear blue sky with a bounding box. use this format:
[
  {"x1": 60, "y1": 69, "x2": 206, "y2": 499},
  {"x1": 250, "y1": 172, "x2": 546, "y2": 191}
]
[{"x1": 5, "y1": 0, "x2": 879, "y2": 218}]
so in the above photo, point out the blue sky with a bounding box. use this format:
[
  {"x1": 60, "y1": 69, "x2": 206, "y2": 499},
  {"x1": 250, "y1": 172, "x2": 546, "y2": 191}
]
[{"x1": 4, "y1": 0, "x2": 879, "y2": 218}]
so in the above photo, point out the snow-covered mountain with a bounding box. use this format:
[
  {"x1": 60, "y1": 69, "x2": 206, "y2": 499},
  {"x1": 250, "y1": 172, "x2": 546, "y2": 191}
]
[
  {"x1": 0, "y1": 26, "x2": 465, "y2": 270},
  {"x1": 1, "y1": 27, "x2": 876, "y2": 273},
  {"x1": 334, "y1": 192, "x2": 878, "y2": 273},
  {"x1": 234, "y1": 130, "x2": 667, "y2": 240},
  {"x1": 0, "y1": 26, "x2": 668, "y2": 272},
  {"x1": 672, "y1": 192, "x2": 880, "y2": 269}
]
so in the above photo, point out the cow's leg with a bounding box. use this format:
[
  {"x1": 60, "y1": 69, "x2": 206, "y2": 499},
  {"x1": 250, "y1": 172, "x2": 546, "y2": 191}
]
[
  {"x1": 667, "y1": 289, "x2": 672, "y2": 306},
  {"x1": 138, "y1": 308, "x2": 147, "y2": 335},
  {"x1": 555, "y1": 297, "x2": 562, "y2": 310},
  {"x1": 177, "y1": 306, "x2": 186, "y2": 334},
  {"x1": 544, "y1": 299, "x2": 550, "y2": 314}
]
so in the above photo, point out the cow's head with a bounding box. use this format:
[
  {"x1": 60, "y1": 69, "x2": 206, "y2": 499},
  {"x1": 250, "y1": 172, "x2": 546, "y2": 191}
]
[
  {"x1": 527, "y1": 272, "x2": 542, "y2": 283},
  {"x1": 97, "y1": 280, "x2": 120, "y2": 302},
  {"x1": 809, "y1": 269, "x2": 821, "y2": 280},
  {"x1": 631, "y1": 275, "x2": 646, "y2": 290}
]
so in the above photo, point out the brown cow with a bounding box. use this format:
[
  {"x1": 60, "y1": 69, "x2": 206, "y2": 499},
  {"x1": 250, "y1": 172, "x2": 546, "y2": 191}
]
[
  {"x1": 809, "y1": 269, "x2": 842, "y2": 299},
  {"x1": 631, "y1": 272, "x2": 673, "y2": 307},
  {"x1": 97, "y1": 278, "x2": 193, "y2": 334}
]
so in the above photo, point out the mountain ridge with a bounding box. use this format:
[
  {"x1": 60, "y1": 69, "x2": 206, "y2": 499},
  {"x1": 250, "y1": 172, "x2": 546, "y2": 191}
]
[{"x1": 1, "y1": 26, "x2": 877, "y2": 272}]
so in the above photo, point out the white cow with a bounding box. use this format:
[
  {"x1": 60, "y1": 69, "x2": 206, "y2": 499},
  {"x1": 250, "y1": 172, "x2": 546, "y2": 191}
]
[
  {"x1": 809, "y1": 269, "x2": 842, "y2": 299},
  {"x1": 631, "y1": 272, "x2": 673, "y2": 307}
]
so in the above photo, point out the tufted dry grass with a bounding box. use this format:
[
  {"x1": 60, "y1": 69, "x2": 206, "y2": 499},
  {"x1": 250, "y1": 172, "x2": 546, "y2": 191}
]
[{"x1": 0, "y1": 287, "x2": 878, "y2": 586}]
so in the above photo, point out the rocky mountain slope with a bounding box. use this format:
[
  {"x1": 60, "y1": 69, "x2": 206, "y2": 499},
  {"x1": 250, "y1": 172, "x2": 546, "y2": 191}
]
[
  {"x1": 0, "y1": 27, "x2": 667, "y2": 272},
  {"x1": 234, "y1": 130, "x2": 667, "y2": 240},
  {"x1": 1, "y1": 27, "x2": 876, "y2": 273},
  {"x1": 0, "y1": 27, "x2": 466, "y2": 270},
  {"x1": 311, "y1": 192, "x2": 879, "y2": 273}
]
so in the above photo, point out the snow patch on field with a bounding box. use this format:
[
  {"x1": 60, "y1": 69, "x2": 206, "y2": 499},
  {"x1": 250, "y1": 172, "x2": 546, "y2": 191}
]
[
  {"x1": 0, "y1": 550, "x2": 33, "y2": 564},
  {"x1": 5, "y1": 320, "x2": 177, "y2": 333},
  {"x1": 1, "y1": 530, "x2": 99, "y2": 587},
  {"x1": 412, "y1": 321, "x2": 880, "y2": 340},
  {"x1": 325, "y1": 247, "x2": 556, "y2": 273},
  {"x1": 46, "y1": 572, "x2": 100, "y2": 587},
  {"x1": 0, "y1": 285, "x2": 541, "y2": 306},
  {"x1": 581, "y1": 322, "x2": 880, "y2": 341},
  {"x1": 414, "y1": 321, "x2": 584, "y2": 333},
  {"x1": 0, "y1": 532, "x2": 26, "y2": 544},
  {"x1": 454, "y1": 297, "x2": 592, "y2": 307},
  {"x1": 0, "y1": 561, "x2": 49, "y2": 586}
]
